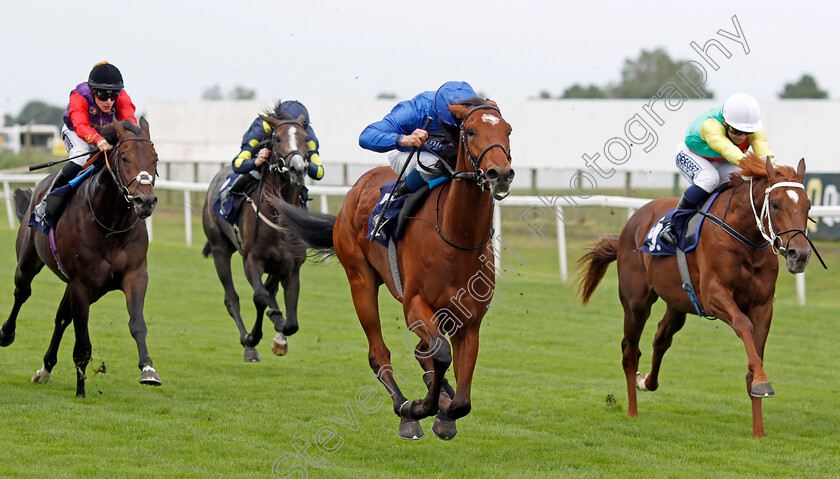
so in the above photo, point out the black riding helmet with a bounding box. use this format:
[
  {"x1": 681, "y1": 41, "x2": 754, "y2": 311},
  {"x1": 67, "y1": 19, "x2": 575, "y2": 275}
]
[{"x1": 88, "y1": 62, "x2": 124, "y2": 91}]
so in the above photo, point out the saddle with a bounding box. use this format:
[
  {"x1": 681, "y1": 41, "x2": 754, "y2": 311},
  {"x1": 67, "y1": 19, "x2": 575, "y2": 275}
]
[
  {"x1": 367, "y1": 180, "x2": 436, "y2": 244},
  {"x1": 637, "y1": 192, "x2": 719, "y2": 256},
  {"x1": 212, "y1": 173, "x2": 258, "y2": 225},
  {"x1": 29, "y1": 167, "x2": 95, "y2": 234}
]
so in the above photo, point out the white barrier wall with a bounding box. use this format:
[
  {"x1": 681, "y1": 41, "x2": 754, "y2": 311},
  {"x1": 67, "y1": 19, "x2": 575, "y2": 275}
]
[{"x1": 146, "y1": 99, "x2": 840, "y2": 183}]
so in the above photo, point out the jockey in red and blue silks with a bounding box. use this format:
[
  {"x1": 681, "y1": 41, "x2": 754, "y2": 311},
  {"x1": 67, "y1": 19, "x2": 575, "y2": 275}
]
[
  {"x1": 358, "y1": 81, "x2": 478, "y2": 196},
  {"x1": 34, "y1": 61, "x2": 137, "y2": 225}
]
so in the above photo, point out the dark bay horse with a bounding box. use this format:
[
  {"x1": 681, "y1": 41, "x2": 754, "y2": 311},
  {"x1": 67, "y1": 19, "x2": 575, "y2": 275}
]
[
  {"x1": 202, "y1": 113, "x2": 309, "y2": 362},
  {"x1": 275, "y1": 101, "x2": 514, "y2": 440},
  {"x1": 2, "y1": 119, "x2": 160, "y2": 398},
  {"x1": 577, "y1": 153, "x2": 816, "y2": 437}
]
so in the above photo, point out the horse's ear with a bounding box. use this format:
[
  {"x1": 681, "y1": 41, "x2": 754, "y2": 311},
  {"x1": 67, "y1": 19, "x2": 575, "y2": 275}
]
[
  {"x1": 796, "y1": 158, "x2": 806, "y2": 182},
  {"x1": 139, "y1": 117, "x2": 151, "y2": 139},
  {"x1": 296, "y1": 113, "x2": 306, "y2": 125},
  {"x1": 764, "y1": 156, "x2": 777, "y2": 180},
  {"x1": 112, "y1": 118, "x2": 126, "y2": 137},
  {"x1": 448, "y1": 104, "x2": 470, "y2": 122},
  {"x1": 260, "y1": 114, "x2": 279, "y2": 128},
  {"x1": 486, "y1": 99, "x2": 499, "y2": 109}
]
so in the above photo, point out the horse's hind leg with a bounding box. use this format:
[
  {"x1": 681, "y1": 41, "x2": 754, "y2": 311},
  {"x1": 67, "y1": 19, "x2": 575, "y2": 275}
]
[
  {"x1": 243, "y1": 256, "x2": 272, "y2": 351},
  {"x1": 264, "y1": 275, "x2": 288, "y2": 356},
  {"x1": 32, "y1": 288, "x2": 73, "y2": 383},
  {"x1": 208, "y1": 244, "x2": 255, "y2": 361},
  {"x1": 639, "y1": 305, "x2": 687, "y2": 393},
  {"x1": 618, "y1": 277, "x2": 657, "y2": 418},
  {"x1": 1, "y1": 229, "x2": 44, "y2": 347}
]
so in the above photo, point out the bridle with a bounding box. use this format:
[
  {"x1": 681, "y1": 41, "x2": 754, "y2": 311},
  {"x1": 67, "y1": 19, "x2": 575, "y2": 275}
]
[
  {"x1": 746, "y1": 176, "x2": 826, "y2": 267},
  {"x1": 430, "y1": 104, "x2": 512, "y2": 250},
  {"x1": 267, "y1": 120, "x2": 308, "y2": 176},
  {"x1": 87, "y1": 135, "x2": 156, "y2": 236},
  {"x1": 435, "y1": 105, "x2": 512, "y2": 190},
  {"x1": 107, "y1": 137, "x2": 157, "y2": 204}
]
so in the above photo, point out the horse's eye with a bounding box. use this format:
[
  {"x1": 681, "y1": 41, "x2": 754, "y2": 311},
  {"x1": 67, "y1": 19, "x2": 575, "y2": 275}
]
[
  {"x1": 770, "y1": 201, "x2": 780, "y2": 211},
  {"x1": 466, "y1": 128, "x2": 475, "y2": 137}
]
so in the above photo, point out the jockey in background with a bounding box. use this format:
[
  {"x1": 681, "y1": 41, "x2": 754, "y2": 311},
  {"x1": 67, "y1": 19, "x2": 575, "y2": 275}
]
[
  {"x1": 34, "y1": 61, "x2": 137, "y2": 225},
  {"x1": 226, "y1": 100, "x2": 323, "y2": 208}
]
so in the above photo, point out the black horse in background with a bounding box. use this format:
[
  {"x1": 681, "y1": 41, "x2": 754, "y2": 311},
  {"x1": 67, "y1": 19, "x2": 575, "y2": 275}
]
[
  {"x1": 1, "y1": 119, "x2": 161, "y2": 398},
  {"x1": 201, "y1": 113, "x2": 309, "y2": 362}
]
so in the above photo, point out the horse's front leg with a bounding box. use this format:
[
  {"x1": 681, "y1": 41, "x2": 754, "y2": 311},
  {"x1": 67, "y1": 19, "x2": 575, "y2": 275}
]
[
  {"x1": 32, "y1": 288, "x2": 73, "y2": 383},
  {"x1": 707, "y1": 283, "x2": 772, "y2": 437},
  {"x1": 401, "y1": 296, "x2": 451, "y2": 421},
  {"x1": 242, "y1": 257, "x2": 268, "y2": 355},
  {"x1": 279, "y1": 267, "x2": 301, "y2": 336},
  {"x1": 123, "y1": 268, "x2": 161, "y2": 386},
  {"x1": 745, "y1": 300, "x2": 774, "y2": 438}
]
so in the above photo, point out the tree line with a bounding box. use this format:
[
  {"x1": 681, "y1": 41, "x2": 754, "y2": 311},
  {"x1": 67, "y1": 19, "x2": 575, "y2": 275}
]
[{"x1": 3, "y1": 49, "x2": 830, "y2": 128}]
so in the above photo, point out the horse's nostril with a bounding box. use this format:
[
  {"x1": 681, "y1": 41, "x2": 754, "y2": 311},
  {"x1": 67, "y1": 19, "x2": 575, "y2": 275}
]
[{"x1": 485, "y1": 169, "x2": 499, "y2": 181}]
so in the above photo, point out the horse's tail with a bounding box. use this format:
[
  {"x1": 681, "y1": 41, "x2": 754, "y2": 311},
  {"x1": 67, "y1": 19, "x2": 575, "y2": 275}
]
[
  {"x1": 13, "y1": 188, "x2": 32, "y2": 223},
  {"x1": 575, "y1": 235, "x2": 619, "y2": 305},
  {"x1": 273, "y1": 199, "x2": 336, "y2": 255}
]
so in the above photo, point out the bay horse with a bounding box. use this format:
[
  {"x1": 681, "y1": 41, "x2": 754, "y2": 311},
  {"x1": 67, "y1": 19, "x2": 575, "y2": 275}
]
[
  {"x1": 201, "y1": 113, "x2": 309, "y2": 362},
  {"x1": 275, "y1": 100, "x2": 514, "y2": 440},
  {"x1": 577, "y1": 153, "x2": 817, "y2": 437},
  {"x1": 1, "y1": 119, "x2": 160, "y2": 398}
]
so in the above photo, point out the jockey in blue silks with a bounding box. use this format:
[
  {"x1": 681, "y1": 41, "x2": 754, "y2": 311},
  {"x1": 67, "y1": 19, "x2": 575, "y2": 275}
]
[{"x1": 358, "y1": 81, "x2": 478, "y2": 197}]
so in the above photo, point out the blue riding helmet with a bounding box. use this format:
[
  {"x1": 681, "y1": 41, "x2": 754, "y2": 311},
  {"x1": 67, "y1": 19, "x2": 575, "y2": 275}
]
[
  {"x1": 434, "y1": 81, "x2": 477, "y2": 127},
  {"x1": 280, "y1": 100, "x2": 310, "y2": 127}
]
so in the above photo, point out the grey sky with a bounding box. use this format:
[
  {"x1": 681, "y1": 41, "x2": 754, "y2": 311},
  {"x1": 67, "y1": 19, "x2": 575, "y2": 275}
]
[{"x1": 2, "y1": 1, "x2": 837, "y2": 117}]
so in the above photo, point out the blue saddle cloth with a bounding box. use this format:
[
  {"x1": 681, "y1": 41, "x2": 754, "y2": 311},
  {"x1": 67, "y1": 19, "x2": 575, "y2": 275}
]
[
  {"x1": 638, "y1": 192, "x2": 719, "y2": 256},
  {"x1": 28, "y1": 167, "x2": 95, "y2": 234},
  {"x1": 211, "y1": 172, "x2": 241, "y2": 224},
  {"x1": 367, "y1": 179, "x2": 410, "y2": 245}
]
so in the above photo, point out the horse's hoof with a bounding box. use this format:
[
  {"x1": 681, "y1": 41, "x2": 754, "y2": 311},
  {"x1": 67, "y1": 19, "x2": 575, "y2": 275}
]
[
  {"x1": 139, "y1": 366, "x2": 162, "y2": 386},
  {"x1": 635, "y1": 372, "x2": 649, "y2": 391},
  {"x1": 31, "y1": 368, "x2": 52, "y2": 383},
  {"x1": 0, "y1": 330, "x2": 15, "y2": 347},
  {"x1": 244, "y1": 348, "x2": 261, "y2": 362},
  {"x1": 432, "y1": 413, "x2": 457, "y2": 440},
  {"x1": 271, "y1": 333, "x2": 288, "y2": 356},
  {"x1": 282, "y1": 320, "x2": 298, "y2": 336},
  {"x1": 750, "y1": 382, "x2": 774, "y2": 398},
  {"x1": 398, "y1": 418, "x2": 424, "y2": 440},
  {"x1": 76, "y1": 393, "x2": 86, "y2": 399}
]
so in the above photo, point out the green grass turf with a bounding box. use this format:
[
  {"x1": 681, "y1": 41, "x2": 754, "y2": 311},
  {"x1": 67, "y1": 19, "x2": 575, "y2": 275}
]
[{"x1": 0, "y1": 204, "x2": 837, "y2": 478}]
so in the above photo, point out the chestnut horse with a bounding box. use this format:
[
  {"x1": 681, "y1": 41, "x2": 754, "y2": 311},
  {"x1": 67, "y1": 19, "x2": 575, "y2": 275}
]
[
  {"x1": 1, "y1": 119, "x2": 160, "y2": 398},
  {"x1": 577, "y1": 154, "x2": 817, "y2": 437},
  {"x1": 275, "y1": 101, "x2": 514, "y2": 440},
  {"x1": 202, "y1": 114, "x2": 309, "y2": 362}
]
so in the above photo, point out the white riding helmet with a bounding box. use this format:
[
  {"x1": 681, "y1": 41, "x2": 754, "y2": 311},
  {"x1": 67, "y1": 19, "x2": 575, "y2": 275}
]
[{"x1": 722, "y1": 92, "x2": 762, "y2": 133}]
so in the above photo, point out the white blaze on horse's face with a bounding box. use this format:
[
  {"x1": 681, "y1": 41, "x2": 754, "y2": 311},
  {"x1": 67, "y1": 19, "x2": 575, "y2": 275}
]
[
  {"x1": 481, "y1": 114, "x2": 500, "y2": 126},
  {"x1": 787, "y1": 190, "x2": 799, "y2": 204},
  {"x1": 287, "y1": 125, "x2": 300, "y2": 152}
]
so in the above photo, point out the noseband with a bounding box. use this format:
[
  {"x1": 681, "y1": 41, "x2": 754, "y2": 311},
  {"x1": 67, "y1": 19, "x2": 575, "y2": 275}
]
[
  {"x1": 107, "y1": 136, "x2": 156, "y2": 204},
  {"x1": 269, "y1": 120, "x2": 308, "y2": 175},
  {"x1": 456, "y1": 105, "x2": 512, "y2": 190}
]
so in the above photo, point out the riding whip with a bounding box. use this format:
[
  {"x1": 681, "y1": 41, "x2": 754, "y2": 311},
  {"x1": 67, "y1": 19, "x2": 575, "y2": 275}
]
[
  {"x1": 371, "y1": 116, "x2": 433, "y2": 240},
  {"x1": 28, "y1": 150, "x2": 102, "y2": 171}
]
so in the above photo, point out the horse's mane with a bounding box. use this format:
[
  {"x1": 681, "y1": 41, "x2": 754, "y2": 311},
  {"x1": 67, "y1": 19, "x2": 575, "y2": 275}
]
[
  {"x1": 265, "y1": 100, "x2": 294, "y2": 121},
  {"x1": 727, "y1": 152, "x2": 798, "y2": 187},
  {"x1": 98, "y1": 120, "x2": 140, "y2": 144}
]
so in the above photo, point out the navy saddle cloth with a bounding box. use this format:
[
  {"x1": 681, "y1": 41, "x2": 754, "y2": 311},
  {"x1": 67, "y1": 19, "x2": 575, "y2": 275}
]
[
  {"x1": 367, "y1": 179, "x2": 438, "y2": 245},
  {"x1": 212, "y1": 172, "x2": 257, "y2": 225},
  {"x1": 638, "y1": 192, "x2": 720, "y2": 256}
]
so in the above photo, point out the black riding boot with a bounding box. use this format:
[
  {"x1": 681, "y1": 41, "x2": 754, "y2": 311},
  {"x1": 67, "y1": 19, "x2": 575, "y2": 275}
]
[
  {"x1": 34, "y1": 162, "x2": 84, "y2": 223},
  {"x1": 229, "y1": 173, "x2": 257, "y2": 194},
  {"x1": 660, "y1": 194, "x2": 700, "y2": 246}
]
